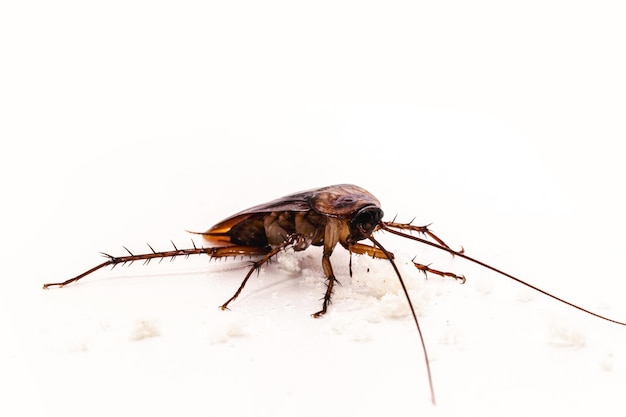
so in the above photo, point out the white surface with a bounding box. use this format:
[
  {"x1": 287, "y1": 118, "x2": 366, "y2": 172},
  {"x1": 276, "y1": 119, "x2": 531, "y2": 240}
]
[{"x1": 2, "y1": 2, "x2": 626, "y2": 416}]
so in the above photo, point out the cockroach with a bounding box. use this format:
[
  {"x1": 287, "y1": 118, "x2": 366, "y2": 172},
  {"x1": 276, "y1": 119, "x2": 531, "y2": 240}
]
[{"x1": 43, "y1": 183, "x2": 626, "y2": 404}]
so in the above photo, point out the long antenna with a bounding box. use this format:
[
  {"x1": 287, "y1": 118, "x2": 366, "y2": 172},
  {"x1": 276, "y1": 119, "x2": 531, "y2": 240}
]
[
  {"x1": 381, "y1": 224, "x2": 626, "y2": 326},
  {"x1": 369, "y1": 235, "x2": 436, "y2": 405}
]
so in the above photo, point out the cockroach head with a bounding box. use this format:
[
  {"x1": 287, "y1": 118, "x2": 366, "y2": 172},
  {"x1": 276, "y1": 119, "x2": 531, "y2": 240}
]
[{"x1": 349, "y1": 206, "x2": 384, "y2": 242}]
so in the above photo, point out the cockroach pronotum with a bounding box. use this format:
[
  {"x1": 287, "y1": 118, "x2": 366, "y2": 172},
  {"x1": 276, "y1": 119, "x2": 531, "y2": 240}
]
[{"x1": 43, "y1": 183, "x2": 626, "y2": 404}]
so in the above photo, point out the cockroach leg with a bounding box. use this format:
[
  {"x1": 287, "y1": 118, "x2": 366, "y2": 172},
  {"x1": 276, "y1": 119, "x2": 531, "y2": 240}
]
[
  {"x1": 313, "y1": 243, "x2": 341, "y2": 318},
  {"x1": 345, "y1": 242, "x2": 392, "y2": 278},
  {"x1": 381, "y1": 223, "x2": 626, "y2": 326},
  {"x1": 43, "y1": 258, "x2": 119, "y2": 289},
  {"x1": 348, "y1": 242, "x2": 393, "y2": 259},
  {"x1": 311, "y1": 275, "x2": 336, "y2": 318},
  {"x1": 42, "y1": 244, "x2": 271, "y2": 289},
  {"x1": 383, "y1": 221, "x2": 451, "y2": 249},
  {"x1": 412, "y1": 259, "x2": 466, "y2": 284},
  {"x1": 220, "y1": 235, "x2": 300, "y2": 311},
  {"x1": 209, "y1": 245, "x2": 271, "y2": 258}
]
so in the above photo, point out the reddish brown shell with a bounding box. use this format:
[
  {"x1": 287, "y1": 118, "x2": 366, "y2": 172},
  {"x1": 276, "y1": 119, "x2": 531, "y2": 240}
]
[
  {"x1": 214, "y1": 184, "x2": 380, "y2": 222},
  {"x1": 202, "y1": 184, "x2": 381, "y2": 246}
]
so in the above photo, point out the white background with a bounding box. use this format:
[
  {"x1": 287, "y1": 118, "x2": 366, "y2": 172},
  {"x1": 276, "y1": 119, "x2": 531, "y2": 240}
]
[{"x1": 2, "y1": 1, "x2": 626, "y2": 416}]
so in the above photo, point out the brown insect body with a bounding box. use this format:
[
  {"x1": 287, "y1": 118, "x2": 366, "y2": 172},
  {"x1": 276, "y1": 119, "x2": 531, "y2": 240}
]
[
  {"x1": 198, "y1": 184, "x2": 389, "y2": 319},
  {"x1": 203, "y1": 184, "x2": 382, "y2": 249},
  {"x1": 42, "y1": 183, "x2": 626, "y2": 406}
]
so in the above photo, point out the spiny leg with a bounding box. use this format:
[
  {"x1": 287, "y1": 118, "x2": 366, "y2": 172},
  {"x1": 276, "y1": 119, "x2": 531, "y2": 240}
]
[
  {"x1": 383, "y1": 221, "x2": 457, "y2": 251},
  {"x1": 381, "y1": 222, "x2": 626, "y2": 327},
  {"x1": 348, "y1": 242, "x2": 393, "y2": 259},
  {"x1": 43, "y1": 258, "x2": 119, "y2": 289},
  {"x1": 345, "y1": 242, "x2": 393, "y2": 277},
  {"x1": 380, "y1": 222, "x2": 465, "y2": 283},
  {"x1": 347, "y1": 240, "x2": 464, "y2": 283},
  {"x1": 221, "y1": 235, "x2": 301, "y2": 311},
  {"x1": 412, "y1": 260, "x2": 466, "y2": 284},
  {"x1": 312, "y1": 252, "x2": 337, "y2": 318},
  {"x1": 43, "y1": 242, "x2": 271, "y2": 289}
]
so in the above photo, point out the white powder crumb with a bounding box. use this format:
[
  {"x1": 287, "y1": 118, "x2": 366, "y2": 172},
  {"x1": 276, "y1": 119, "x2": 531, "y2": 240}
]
[
  {"x1": 67, "y1": 342, "x2": 90, "y2": 353},
  {"x1": 129, "y1": 320, "x2": 160, "y2": 341},
  {"x1": 546, "y1": 318, "x2": 586, "y2": 348},
  {"x1": 329, "y1": 315, "x2": 373, "y2": 342},
  {"x1": 208, "y1": 316, "x2": 245, "y2": 344},
  {"x1": 600, "y1": 350, "x2": 614, "y2": 372},
  {"x1": 349, "y1": 324, "x2": 373, "y2": 342},
  {"x1": 474, "y1": 275, "x2": 493, "y2": 296},
  {"x1": 378, "y1": 293, "x2": 412, "y2": 319},
  {"x1": 277, "y1": 254, "x2": 302, "y2": 273}
]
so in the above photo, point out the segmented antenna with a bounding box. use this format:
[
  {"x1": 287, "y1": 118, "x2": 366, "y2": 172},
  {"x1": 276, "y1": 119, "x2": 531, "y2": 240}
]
[
  {"x1": 381, "y1": 223, "x2": 626, "y2": 326},
  {"x1": 369, "y1": 234, "x2": 437, "y2": 405}
]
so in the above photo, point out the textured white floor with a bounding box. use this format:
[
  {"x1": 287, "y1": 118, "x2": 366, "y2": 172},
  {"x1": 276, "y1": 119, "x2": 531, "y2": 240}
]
[{"x1": 3, "y1": 3, "x2": 626, "y2": 416}]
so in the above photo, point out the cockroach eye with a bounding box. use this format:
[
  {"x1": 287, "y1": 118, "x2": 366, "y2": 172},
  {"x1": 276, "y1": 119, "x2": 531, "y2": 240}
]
[{"x1": 349, "y1": 206, "x2": 384, "y2": 241}]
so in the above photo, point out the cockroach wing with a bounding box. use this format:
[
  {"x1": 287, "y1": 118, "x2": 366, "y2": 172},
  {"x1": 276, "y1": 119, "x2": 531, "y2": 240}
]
[
  {"x1": 201, "y1": 184, "x2": 380, "y2": 246},
  {"x1": 308, "y1": 184, "x2": 381, "y2": 217},
  {"x1": 225, "y1": 192, "x2": 314, "y2": 217},
  {"x1": 200, "y1": 188, "x2": 317, "y2": 247}
]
